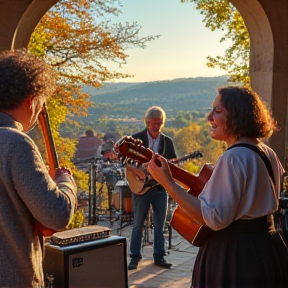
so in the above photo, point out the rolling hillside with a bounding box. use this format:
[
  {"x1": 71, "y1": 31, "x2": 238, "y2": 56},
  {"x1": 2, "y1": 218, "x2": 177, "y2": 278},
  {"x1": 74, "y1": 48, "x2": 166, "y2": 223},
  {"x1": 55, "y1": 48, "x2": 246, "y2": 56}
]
[{"x1": 82, "y1": 76, "x2": 230, "y2": 120}]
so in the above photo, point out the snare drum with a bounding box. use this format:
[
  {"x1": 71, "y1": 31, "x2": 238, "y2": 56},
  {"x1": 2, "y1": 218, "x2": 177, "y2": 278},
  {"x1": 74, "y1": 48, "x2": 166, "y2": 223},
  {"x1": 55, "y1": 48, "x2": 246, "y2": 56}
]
[{"x1": 112, "y1": 180, "x2": 132, "y2": 213}]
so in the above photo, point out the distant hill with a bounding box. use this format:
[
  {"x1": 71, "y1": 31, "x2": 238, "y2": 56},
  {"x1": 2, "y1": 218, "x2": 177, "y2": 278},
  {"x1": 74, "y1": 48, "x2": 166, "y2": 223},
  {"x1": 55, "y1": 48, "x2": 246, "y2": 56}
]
[{"x1": 81, "y1": 76, "x2": 230, "y2": 120}]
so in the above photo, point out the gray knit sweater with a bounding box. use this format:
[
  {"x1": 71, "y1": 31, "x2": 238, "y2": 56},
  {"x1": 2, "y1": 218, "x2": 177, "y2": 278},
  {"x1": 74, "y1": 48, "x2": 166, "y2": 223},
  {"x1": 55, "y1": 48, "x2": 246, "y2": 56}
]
[{"x1": 0, "y1": 112, "x2": 77, "y2": 287}]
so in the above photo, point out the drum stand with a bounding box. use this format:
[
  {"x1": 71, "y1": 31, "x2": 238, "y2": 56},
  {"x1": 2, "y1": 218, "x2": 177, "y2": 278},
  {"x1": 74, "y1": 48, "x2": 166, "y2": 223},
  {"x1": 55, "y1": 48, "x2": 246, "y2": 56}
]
[
  {"x1": 88, "y1": 161, "x2": 114, "y2": 225},
  {"x1": 116, "y1": 188, "x2": 124, "y2": 236},
  {"x1": 114, "y1": 179, "x2": 134, "y2": 236},
  {"x1": 88, "y1": 162, "x2": 97, "y2": 225},
  {"x1": 73, "y1": 157, "x2": 99, "y2": 226}
]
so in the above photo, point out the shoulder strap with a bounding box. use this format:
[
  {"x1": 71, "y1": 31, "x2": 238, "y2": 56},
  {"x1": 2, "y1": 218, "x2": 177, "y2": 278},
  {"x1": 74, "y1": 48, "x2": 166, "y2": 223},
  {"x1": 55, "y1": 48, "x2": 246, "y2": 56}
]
[{"x1": 227, "y1": 143, "x2": 275, "y2": 184}]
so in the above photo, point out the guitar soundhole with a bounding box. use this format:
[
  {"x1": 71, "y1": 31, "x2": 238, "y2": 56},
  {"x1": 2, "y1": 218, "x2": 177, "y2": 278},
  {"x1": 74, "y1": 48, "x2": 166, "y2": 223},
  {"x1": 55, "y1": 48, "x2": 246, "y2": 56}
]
[{"x1": 155, "y1": 158, "x2": 162, "y2": 167}]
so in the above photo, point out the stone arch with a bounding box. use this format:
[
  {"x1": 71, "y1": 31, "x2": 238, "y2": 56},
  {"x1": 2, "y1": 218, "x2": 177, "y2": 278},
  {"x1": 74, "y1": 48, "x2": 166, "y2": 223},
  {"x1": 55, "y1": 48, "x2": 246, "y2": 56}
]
[
  {"x1": 0, "y1": 0, "x2": 58, "y2": 51},
  {"x1": 12, "y1": 0, "x2": 58, "y2": 49},
  {"x1": 8, "y1": 0, "x2": 275, "y2": 108},
  {"x1": 1, "y1": 0, "x2": 288, "y2": 166},
  {"x1": 13, "y1": 0, "x2": 58, "y2": 49},
  {"x1": 230, "y1": 0, "x2": 273, "y2": 105},
  {"x1": 230, "y1": 0, "x2": 288, "y2": 168}
]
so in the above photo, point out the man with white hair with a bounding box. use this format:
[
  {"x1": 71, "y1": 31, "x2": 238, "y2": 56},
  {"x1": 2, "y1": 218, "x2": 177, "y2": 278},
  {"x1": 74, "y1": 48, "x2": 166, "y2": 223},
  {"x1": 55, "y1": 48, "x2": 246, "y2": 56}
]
[{"x1": 126, "y1": 106, "x2": 176, "y2": 270}]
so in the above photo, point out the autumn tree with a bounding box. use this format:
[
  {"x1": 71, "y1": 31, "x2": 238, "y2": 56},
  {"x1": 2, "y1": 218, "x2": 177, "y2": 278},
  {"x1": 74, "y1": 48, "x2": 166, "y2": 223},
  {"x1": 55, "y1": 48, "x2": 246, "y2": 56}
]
[
  {"x1": 31, "y1": 0, "x2": 159, "y2": 120},
  {"x1": 181, "y1": 0, "x2": 250, "y2": 85},
  {"x1": 28, "y1": 0, "x2": 159, "y2": 190}
]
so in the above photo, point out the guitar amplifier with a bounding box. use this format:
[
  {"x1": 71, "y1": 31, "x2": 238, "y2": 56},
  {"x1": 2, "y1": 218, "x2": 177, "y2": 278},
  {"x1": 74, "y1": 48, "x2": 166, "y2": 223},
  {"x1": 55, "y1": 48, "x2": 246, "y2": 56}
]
[{"x1": 44, "y1": 236, "x2": 128, "y2": 288}]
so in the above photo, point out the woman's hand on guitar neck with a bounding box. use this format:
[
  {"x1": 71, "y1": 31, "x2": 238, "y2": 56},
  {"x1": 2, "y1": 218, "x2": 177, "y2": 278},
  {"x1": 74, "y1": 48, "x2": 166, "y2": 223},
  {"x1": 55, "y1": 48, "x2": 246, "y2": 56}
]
[{"x1": 147, "y1": 154, "x2": 175, "y2": 189}]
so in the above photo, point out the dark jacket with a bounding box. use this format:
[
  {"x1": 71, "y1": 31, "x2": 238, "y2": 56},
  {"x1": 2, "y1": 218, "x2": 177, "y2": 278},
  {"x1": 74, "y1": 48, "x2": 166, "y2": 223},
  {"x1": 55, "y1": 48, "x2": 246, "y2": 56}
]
[
  {"x1": 131, "y1": 128, "x2": 176, "y2": 191},
  {"x1": 132, "y1": 128, "x2": 176, "y2": 160}
]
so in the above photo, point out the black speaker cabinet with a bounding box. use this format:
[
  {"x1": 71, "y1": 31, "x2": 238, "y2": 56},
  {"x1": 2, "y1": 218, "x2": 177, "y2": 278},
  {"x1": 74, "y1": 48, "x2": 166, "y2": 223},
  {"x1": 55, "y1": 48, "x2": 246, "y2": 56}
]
[{"x1": 44, "y1": 236, "x2": 128, "y2": 288}]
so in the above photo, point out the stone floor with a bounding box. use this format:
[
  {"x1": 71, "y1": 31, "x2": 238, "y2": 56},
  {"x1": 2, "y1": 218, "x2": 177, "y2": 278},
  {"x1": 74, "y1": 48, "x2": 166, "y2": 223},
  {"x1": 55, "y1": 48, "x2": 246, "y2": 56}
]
[{"x1": 101, "y1": 218, "x2": 199, "y2": 288}]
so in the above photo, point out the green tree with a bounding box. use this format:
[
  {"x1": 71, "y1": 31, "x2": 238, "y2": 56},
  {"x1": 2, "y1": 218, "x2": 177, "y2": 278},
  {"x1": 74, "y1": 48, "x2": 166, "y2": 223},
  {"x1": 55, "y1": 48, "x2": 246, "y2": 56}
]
[
  {"x1": 171, "y1": 111, "x2": 194, "y2": 129},
  {"x1": 181, "y1": 0, "x2": 250, "y2": 85}
]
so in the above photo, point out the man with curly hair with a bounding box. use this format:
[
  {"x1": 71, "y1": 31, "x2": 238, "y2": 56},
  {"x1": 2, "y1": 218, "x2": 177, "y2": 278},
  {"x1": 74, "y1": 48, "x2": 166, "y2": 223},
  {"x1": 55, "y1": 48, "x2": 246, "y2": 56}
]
[{"x1": 0, "y1": 49, "x2": 77, "y2": 288}]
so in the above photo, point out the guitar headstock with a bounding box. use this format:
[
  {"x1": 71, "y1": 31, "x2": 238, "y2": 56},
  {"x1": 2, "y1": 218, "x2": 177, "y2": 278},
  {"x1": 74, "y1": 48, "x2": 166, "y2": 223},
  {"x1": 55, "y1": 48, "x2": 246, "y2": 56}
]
[{"x1": 114, "y1": 136, "x2": 154, "y2": 164}]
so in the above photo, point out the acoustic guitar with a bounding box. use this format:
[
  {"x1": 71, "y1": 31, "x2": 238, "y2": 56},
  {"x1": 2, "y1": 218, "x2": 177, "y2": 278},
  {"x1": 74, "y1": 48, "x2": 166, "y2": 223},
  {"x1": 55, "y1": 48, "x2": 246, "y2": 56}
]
[
  {"x1": 126, "y1": 151, "x2": 203, "y2": 195},
  {"x1": 35, "y1": 104, "x2": 59, "y2": 237},
  {"x1": 115, "y1": 136, "x2": 214, "y2": 247}
]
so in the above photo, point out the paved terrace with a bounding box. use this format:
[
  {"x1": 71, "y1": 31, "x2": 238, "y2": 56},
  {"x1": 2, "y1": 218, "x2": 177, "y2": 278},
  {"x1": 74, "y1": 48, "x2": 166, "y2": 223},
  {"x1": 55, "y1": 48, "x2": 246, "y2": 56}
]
[{"x1": 106, "y1": 221, "x2": 199, "y2": 288}]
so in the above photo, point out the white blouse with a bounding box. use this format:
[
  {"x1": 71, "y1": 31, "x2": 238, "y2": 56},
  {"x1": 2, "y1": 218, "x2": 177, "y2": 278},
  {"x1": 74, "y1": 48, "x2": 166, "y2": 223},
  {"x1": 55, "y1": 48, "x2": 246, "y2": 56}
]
[{"x1": 199, "y1": 143, "x2": 284, "y2": 231}]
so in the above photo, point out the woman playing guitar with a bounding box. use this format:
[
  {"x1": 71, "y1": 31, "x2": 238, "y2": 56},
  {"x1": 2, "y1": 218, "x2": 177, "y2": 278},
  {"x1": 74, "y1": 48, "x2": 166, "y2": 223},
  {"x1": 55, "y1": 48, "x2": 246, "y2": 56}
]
[{"x1": 147, "y1": 86, "x2": 288, "y2": 288}]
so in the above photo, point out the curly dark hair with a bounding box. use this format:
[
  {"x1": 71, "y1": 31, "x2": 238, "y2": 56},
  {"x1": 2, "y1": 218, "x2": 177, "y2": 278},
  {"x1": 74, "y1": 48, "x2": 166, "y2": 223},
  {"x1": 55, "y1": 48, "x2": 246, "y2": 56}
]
[
  {"x1": 218, "y1": 86, "x2": 276, "y2": 139},
  {"x1": 0, "y1": 48, "x2": 56, "y2": 110}
]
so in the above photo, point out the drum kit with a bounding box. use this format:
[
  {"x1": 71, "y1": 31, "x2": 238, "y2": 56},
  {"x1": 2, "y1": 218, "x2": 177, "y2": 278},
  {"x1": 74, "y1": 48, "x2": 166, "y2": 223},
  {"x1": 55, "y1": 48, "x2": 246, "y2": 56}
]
[{"x1": 74, "y1": 155, "x2": 134, "y2": 233}]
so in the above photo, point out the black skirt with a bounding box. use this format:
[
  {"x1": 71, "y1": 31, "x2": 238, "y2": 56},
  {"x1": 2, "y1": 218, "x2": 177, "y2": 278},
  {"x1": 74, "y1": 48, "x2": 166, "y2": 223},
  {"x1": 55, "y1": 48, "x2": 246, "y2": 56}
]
[{"x1": 192, "y1": 215, "x2": 288, "y2": 288}]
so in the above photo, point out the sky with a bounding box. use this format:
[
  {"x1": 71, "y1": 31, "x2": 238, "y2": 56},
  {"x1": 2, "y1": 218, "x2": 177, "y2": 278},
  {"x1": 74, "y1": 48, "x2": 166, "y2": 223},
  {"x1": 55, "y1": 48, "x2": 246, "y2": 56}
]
[{"x1": 107, "y1": 0, "x2": 230, "y2": 83}]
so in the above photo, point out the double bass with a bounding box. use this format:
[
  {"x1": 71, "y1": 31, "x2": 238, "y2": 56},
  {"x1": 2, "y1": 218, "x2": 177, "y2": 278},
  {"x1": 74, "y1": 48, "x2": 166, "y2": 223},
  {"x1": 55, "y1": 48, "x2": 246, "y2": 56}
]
[{"x1": 34, "y1": 104, "x2": 59, "y2": 237}]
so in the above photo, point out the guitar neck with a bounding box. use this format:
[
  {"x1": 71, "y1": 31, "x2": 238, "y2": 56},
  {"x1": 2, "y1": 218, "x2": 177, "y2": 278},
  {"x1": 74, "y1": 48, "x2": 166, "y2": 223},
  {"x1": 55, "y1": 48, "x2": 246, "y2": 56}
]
[
  {"x1": 116, "y1": 138, "x2": 211, "y2": 197},
  {"x1": 168, "y1": 162, "x2": 213, "y2": 197},
  {"x1": 172, "y1": 154, "x2": 192, "y2": 164}
]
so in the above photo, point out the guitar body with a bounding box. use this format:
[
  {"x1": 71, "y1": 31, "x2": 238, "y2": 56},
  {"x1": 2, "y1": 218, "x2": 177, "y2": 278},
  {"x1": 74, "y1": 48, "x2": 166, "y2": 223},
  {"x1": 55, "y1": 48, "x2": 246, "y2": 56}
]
[
  {"x1": 125, "y1": 165, "x2": 158, "y2": 195},
  {"x1": 170, "y1": 164, "x2": 214, "y2": 247}
]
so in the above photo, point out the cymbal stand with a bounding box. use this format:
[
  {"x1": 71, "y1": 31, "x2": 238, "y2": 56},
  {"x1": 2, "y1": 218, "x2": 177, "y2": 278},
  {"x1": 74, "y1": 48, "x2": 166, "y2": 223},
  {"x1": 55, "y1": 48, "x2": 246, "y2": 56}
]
[{"x1": 88, "y1": 162, "x2": 97, "y2": 225}]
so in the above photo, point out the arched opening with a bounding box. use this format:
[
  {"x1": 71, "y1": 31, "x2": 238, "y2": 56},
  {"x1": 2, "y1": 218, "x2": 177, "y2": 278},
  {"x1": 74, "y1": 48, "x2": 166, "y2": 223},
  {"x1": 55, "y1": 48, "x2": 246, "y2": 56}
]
[
  {"x1": 0, "y1": 0, "x2": 57, "y2": 50},
  {"x1": 12, "y1": 0, "x2": 58, "y2": 49},
  {"x1": 9, "y1": 1, "x2": 273, "y2": 99},
  {"x1": 5, "y1": 1, "x2": 275, "y2": 105},
  {"x1": 1, "y1": 0, "x2": 288, "y2": 167}
]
